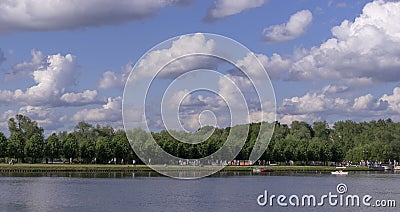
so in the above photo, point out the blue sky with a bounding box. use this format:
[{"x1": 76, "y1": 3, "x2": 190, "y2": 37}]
[{"x1": 1, "y1": 0, "x2": 400, "y2": 133}]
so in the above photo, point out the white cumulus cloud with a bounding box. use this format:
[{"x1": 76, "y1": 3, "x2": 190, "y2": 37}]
[
  {"x1": 257, "y1": 0, "x2": 400, "y2": 83},
  {"x1": 72, "y1": 97, "x2": 122, "y2": 123},
  {"x1": 277, "y1": 85, "x2": 399, "y2": 124},
  {"x1": 131, "y1": 33, "x2": 217, "y2": 81},
  {"x1": 60, "y1": 90, "x2": 99, "y2": 106},
  {"x1": 380, "y1": 87, "x2": 400, "y2": 113},
  {"x1": 204, "y1": 0, "x2": 267, "y2": 23},
  {"x1": 263, "y1": 10, "x2": 313, "y2": 43},
  {"x1": 0, "y1": 51, "x2": 102, "y2": 107},
  {"x1": 17, "y1": 106, "x2": 65, "y2": 131},
  {"x1": 234, "y1": 52, "x2": 291, "y2": 80},
  {"x1": 98, "y1": 63, "x2": 133, "y2": 90}
]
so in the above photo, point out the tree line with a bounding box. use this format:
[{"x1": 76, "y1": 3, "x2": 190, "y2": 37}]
[
  {"x1": 0, "y1": 114, "x2": 399, "y2": 165},
  {"x1": 0, "y1": 115, "x2": 135, "y2": 164}
]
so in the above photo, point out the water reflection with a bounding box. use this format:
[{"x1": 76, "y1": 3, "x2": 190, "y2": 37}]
[
  {"x1": 0, "y1": 172, "x2": 399, "y2": 211},
  {"x1": 1, "y1": 170, "x2": 399, "y2": 178}
]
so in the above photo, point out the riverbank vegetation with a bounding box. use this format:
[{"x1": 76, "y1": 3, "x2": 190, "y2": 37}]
[{"x1": 0, "y1": 114, "x2": 399, "y2": 165}]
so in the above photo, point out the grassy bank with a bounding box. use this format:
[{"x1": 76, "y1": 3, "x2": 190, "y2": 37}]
[
  {"x1": 0, "y1": 164, "x2": 151, "y2": 172},
  {"x1": 0, "y1": 164, "x2": 373, "y2": 173}
]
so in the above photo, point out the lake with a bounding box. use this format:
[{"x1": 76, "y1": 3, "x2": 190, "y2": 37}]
[{"x1": 0, "y1": 171, "x2": 399, "y2": 211}]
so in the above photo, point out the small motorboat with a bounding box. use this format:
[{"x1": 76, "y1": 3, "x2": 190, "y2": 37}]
[
  {"x1": 331, "y1": 170, "x2": 348, "y2": 175},
  {"x1": 383, "y1": 165, "x2": 393, "y2": 170}
]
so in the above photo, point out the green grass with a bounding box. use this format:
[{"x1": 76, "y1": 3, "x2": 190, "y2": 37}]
[
  {"x1": 0, "y1": 164, "x2": 150, "y2": 172},
  {"x1": 0, "y1": 163, "x2": 373, "y2": 172}
]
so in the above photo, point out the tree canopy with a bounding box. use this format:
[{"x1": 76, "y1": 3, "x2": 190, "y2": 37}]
[{"x1": 0, "y1": 114, "x2": 399, "y2": 165}]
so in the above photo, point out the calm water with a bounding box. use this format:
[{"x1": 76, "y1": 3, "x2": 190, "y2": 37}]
[{"x1": 0, "y1": 171, "x2": 399, "y2": 212}]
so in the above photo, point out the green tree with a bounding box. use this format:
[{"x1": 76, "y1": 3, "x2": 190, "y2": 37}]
[
  {"x1": 272, "y1": 122, "x2": 290, "y2": 141},
  {"x1": 112, "y1": 130, "x2": 131, "y2": 164},
  {"x1": 74, "y1": 121, "x2": 93, "y2": 140},
  {"x1": 1, "y1": 113, "x2": 400, "y2": 166},
  {"x1": 0, "y1": 132, "x2": 7, "y2": 161},
  {"x1": 333, "y1": 120, "x2": 360, "y2": 151},
  {"x1": 8, "y1": 114, "x2": 44, "y2": 162},
  {"x1": 290, "y1": 121, "x2": 313, "y2": 140},
  {"x1": 63, "y1": 134, "x2": 79, "y2": 162},
  {"x1": 96, "y1": 137, "x2": 112, "y2": 164},
  {"x1": 313, "y1": 121, "x2": 330, "y2": 141},
  {"x1": 176, "y1": 143, "x2": 186, "y2": 158},
  {"x1": 45, "y1": 133, "x2": 61, "y2": 163},
  {"x1": 272, "y1": 139, "x2": 286, "y2": 163},
  {"x1": 24, "y1": 134, "x2": 44, "y2": 163},
  {"x1": 296, "y1": 140, "x2": 308, "y2": 163},
  {"x1": 330, "y1": 141, "x2": 344, "y2": 162},
  {"x1": 319, "y1": 141, "x2": 332, "y2": 165},
  {"x1": 9, "y1": 114, "x2": 44, "y2": 140},
  {"x1": 282, "y1": 138, "x2": 296, "y2": 161},
  {"x1": 7, "y1": 131, "x2": 24, "y2": 162},
  {"x1": 188, "y1": 144, "x2": 200, "y2": 159},
  {"x1": 93, "y1": 124, "x2": 115, "y2": 140},
  {"x1": 80, "y1": 139, "x2": 96, "y2": 163},
  {"x1": 345, "y1": 146, "x2": 365, "y2": 162},
  {"x1": 307, "y1": 139, "x2": 321, "y2": 162}
]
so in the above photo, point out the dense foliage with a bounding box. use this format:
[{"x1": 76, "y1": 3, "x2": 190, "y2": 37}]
[
  {"x1": 0, "y1": 115, "x2": 399, "y2": 164},
  {"x1": 0, "y1": 115, "x2": 136, "y2": 164}
]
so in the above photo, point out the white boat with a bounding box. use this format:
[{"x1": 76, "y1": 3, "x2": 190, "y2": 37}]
[
  {"x1": 394, "y1": 160, "x2": 400, "y2": 170},
  {"x1": 331, "y1": 170, "x2": 348, "y2": 175},
  {"x1": 383, "y1": 165, "x2": 393, "y2": 170}
]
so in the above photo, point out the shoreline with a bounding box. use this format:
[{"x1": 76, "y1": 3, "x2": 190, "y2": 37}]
[{"x1": 0, "y1": 164, "x2": 374, "y2": 173}]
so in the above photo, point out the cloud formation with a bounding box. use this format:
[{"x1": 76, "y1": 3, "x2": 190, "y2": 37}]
[
  {"x1": 0, "y1": 0, "x2": 191, "y2": 33},
  {"x1": 0, "y1": 106, "x2": 66, "y2": 132},
  {"x1": 159, "y1": 73, "x2": 275, "y2": 131},
  {"x1": 278, "y1": 86, "x2": 400, "y2": 125},
  {"x1": 131, "y1": 33, "x2": 217, "y2": 81},
  {"x1": 98, "y1": 63, "x2": 133, "y2": 90},
  {"x1": 0, "y1": 52, "x2": 102, "y2": 107},
  {"x1": 234, "y1": 52, "x2": 291, "y2": 80},
  {"x1": 2, "y1": 0, "x2": 400, "y2": 133},
  {"x1": 6, "y1": 50, "x2": 44, "y2": 80},
  {"x1": 259, "y1": 0, "x2": 400, "y2": 84},
  {"x1": 263, "y1": 10, "x2": 313, "y2": 43},
  {"x1": 380, "y1": 87, "x2": 400, "y2": 114},
  {"x1": 204, "y1": 0, "x2": 267, "y2": 23},
  {"x1": 72, "y1": 97, "x2": 122, "y2": 123},
  {"x1": 60, "y1": 90, "x2": 99, "y2": 106}
]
